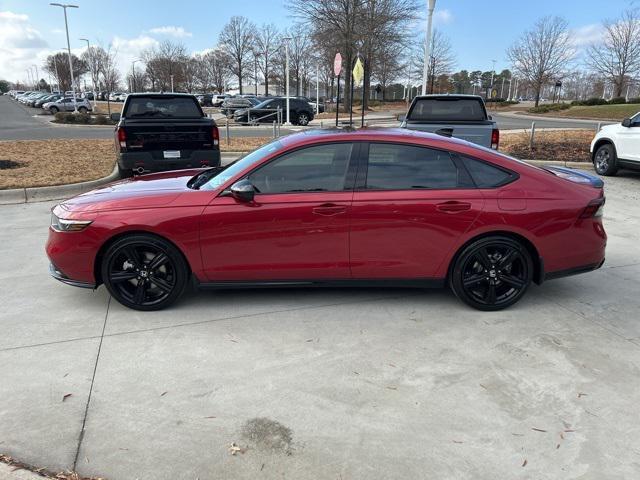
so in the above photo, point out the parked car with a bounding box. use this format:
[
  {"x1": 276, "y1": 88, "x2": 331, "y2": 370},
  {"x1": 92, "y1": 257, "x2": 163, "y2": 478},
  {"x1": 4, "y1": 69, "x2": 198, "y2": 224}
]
[
  {"x1": 46, "y1": 128, "x2": 606, "y2": 312},
  {"x1": 109, "y1": 92, "x2": 124, "y2": 102},
  {"x1": 401, "y1": 94, "x2": 499, "y2": 149},
  {"x1": 10, "y1": 90, "x2": 25, "y2": 98},
  {"x1": 18, "y1": 92, "x2": 44, "y2": 104},
  {"x1": 234, "y1": 97, "x2": 314, "y2": 126},
  {"x1": 220, "y1": 96, "x2": 262, "y2": 116},
  {"x1": 196, "y1": 93, "x2": 213, "y2": 107},
  {"x1": 23, "y1": 93, "x2": 50, "y2": 107},
  {"x1": 110, "y1": 93, "x2": 221, "y2": 178},
  {"x1": 211, "y1": 94, "x2": 229, "y2": 107},
  {"x1": 591, "y1": 111, "x2": 640, "y2": 176},
  {"x1": 43, "y1": 97, "x2": 93, "y2": 114},
  {"x1": 296, "y1": 96, "x2": 325, "y2": 113},
  {"x1": 34, "y1": 94, "x2": 62, "y2": 108}
]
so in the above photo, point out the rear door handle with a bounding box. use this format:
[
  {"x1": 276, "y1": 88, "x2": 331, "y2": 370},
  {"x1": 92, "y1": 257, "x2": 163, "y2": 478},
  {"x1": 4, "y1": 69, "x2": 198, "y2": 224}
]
[
  {"x1": 436, "y1": 201, "x2": 471, "y2": 213},
  {"x1": 313, "y1": 203, "x2": 348, "y2": 216}
]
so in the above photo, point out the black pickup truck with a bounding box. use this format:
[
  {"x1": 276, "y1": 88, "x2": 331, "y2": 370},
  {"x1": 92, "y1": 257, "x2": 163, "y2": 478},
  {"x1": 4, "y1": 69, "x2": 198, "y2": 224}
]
[{"x1": 111, "y1": 93, "x2": 220, "y2": 177}]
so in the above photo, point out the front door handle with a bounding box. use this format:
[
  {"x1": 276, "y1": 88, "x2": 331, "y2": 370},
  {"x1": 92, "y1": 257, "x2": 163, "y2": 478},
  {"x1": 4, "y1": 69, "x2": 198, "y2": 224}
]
[
  {"x1": 313, "y1": 203, "x2": 348, "y2": 216},
  {"x1": 436, "y1": 201, "x2": 471, "y2": 213}
]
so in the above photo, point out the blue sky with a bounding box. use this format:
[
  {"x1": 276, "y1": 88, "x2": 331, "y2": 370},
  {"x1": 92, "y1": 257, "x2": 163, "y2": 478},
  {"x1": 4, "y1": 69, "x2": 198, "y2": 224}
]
[{"x1": 0, "y1": 0, "x2": 637, "y2": 83}]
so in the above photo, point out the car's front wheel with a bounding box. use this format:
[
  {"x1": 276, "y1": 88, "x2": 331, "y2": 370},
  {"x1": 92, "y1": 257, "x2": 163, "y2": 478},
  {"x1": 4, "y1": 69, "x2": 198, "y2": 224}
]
[
  {"x1": 101, "y1": 234, "x2": 189, "y2": 311},
  {"x1": 78, "y1": 106, "x2": 88, "y2": 113},
  {"x1": 593, "y1": 143, "x2": 618, "y2": 176},
  {"x1": 49, "y1": 106, "x2": 59, "y2": 114},
  {"x1": 450, "y1": 236, "x2": 533, "y2": 311}
]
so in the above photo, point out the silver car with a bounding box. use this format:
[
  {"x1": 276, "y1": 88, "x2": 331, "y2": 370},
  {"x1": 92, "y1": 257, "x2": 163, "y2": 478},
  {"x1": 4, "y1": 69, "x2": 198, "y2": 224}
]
[{"x1": 43, "y1": 97, "x2": 93, "y2": 114}]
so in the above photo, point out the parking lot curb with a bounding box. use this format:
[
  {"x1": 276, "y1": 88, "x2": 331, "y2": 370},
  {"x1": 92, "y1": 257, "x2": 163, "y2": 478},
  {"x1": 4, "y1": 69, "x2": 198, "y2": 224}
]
[
  {"x1": 0, "y1": 461, "x2": 44, "y2": 480},
  {"x1": 0, "y1": 165, "x2": 119, "y2": 205}
]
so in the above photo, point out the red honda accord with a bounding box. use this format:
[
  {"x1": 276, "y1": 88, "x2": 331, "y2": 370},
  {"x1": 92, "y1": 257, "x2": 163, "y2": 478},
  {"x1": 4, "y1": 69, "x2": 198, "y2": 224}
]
[{"x1": 46, "y1": 128, "x2": 606, "y2": 311}]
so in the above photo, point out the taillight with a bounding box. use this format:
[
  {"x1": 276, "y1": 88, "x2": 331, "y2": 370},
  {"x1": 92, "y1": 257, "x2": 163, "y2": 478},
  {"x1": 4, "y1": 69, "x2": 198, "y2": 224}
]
[
  {"x1": 116, "y1": 127, "x2": 126, "y2": 149},
  {"x1": 212, "y1": 125, "x2": 219, "y2": 146},
  {"x1": 491, "y1": 128, "x2": 499, "y2": 150},
  {"x1": 580, "y1": 198, "x2": 605, "y2": 219}
]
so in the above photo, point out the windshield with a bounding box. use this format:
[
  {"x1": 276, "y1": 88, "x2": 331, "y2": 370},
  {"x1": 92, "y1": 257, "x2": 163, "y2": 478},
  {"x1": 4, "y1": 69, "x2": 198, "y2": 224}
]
[
  {"x1": 408, "y1": 98, "x2": 487, "y2": 122},
  {"x1": 199, "y1": 139, "x2": 284, "y2": 191},
  {"x1": 254, "y1": 99, "x2": 273, "y2": 109}
]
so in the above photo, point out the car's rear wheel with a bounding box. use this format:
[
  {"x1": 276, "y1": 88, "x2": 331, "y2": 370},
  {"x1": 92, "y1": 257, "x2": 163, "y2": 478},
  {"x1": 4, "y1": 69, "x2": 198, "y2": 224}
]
[
  {"x1": 450, "y1": 236, "x2": 533, "y2": 311},
  {"x1": 593, "y1": 143, "x2": 618, "y2": 176},
  {"x1": 78, "y1": 106, "x2": 88, "y2": 113},
  {"x1": 296, "y1": 112, "x2": 310, "y2": 126},
  {"x1": 102, "y1": 234, "x2": 188, "y2": 311}
]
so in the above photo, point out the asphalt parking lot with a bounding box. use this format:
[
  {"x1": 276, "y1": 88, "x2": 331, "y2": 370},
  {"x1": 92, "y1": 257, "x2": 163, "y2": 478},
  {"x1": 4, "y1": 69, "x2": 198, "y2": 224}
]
[{"x1": 1, "y1": 170, "x2": 640, "y2": 479}]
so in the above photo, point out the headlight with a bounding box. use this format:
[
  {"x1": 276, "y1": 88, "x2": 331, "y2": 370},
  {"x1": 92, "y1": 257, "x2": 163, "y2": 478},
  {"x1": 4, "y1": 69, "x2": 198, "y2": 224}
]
[{"x1": 51, "y1": 213, "x2": 92, "y2": 232}]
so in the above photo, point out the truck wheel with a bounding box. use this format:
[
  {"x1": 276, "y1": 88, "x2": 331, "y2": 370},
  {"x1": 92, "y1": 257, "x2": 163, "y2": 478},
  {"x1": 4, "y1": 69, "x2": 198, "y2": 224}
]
[{"x1": 593, "y1": 143, "x2": 618, "y2": 176}]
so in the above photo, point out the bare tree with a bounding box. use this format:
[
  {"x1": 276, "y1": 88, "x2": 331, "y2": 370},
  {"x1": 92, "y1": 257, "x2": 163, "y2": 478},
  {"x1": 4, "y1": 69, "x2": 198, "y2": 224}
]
[
  {"x1": 372, "y1": 43, "x2": 405, "y2": 100},
  {"x1": 586, "y1": 9, "x2": 640, "y2": 98},
  {"x1": 99, "y1": 45, "x2": 121, "y2": 93},
  {"x1": 43, "y1": 52, "x2": 88, "y2": 91},
  {"x1": 141, "y1": 41, "x2": 188, "y2": 91},
  {"x1": 255, "y1": 23, "x2": 279, "y2": 95},
  {"x1": 288, "y1": 25, "x2": 313, "y2": 96},
  {"x1": 219, "y1": 16, "x2": 255, "y2": 94},
  {"x1": 412, "y1": 29, "x2": 455, "y2": 94},
  {"x1": 507, "y1": 16, "x2": 575, "y2": 106}
]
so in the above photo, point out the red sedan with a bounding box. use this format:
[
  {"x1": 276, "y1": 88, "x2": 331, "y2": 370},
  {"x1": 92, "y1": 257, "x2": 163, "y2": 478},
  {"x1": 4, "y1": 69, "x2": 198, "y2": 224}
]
[{"x1": 46, "y1": 128, "x2": 606, "y2": 311}]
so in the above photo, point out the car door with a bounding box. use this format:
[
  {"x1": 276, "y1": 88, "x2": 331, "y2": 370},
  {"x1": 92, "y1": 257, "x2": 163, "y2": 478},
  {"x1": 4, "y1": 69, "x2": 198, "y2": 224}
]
[
  {"x1": 350, "y1": 142, "x2": 485, "y2": 279},
  {"x1": 616, "y1": 113, "x2": 640, "y2": 162},
  {"x1": 199, "y1": 142, "x2": 358, "y2": 281}
]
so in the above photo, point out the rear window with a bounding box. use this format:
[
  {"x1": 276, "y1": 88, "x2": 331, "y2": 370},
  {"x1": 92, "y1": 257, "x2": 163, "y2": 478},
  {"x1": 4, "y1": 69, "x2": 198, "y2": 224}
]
[
  {"x1": 408, "y1": 98, "x2": 486, "y2": 122},
  {"x1": 460, "y1": 156, "x2": 515, "y2": 188},
  {"x1": 124, "y1": 96, "x2": 202, "y2": 118}
]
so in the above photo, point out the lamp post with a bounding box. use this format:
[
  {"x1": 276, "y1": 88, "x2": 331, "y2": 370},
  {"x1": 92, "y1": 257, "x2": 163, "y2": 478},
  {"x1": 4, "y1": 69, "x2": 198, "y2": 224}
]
[
  {"x1": 316, "y1": 63, "x2": 320, "y2": 116},
  {"x1": 50, "y1": 3, "x2": 79, "y2": 112},
  {"x1": 421, "y1": 0, "x2": 436, "y2": 95},
  {"x1": 32, "y1": 65, "x2": 39, "y2": 89},
  {"x1": 80, "y1": 38, "x2": 97, "y2": 108},
  {"x1": 26, "y1": 69, "x2": 32, "y2": 89},
  {"x1": 283, "y1": 37, "x2": 292, "y2": 125},
  {"x1": 131, "y1": 59, "x2": 140, "y2": 93},
  {"x1": 170, "y1": 74, "x2": 174, "y2": 93}
]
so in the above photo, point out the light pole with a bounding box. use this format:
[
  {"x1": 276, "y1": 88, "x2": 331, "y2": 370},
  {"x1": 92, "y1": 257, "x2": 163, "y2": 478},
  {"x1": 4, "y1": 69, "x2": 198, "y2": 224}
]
[
  {"x1": 421, "y1": 0, "x2": 436, "y2": 95},
  {"x1": 316, "y1": 63, "x2": 320, "y2": 116},
  {"x1": 26, "y1": 69, "x2": 33, "y2": 89},
  {"x1": 50, "y1": 3, "x2": 79, "y2": 112},
  {"x1": 80, "y1": 38, "x2": 97, "y2": 108},
  {"x1": 131, "y1": 59, "x2": 140, "y2": 93},
  {"x1": 170, "y1": 74, "x2": 174, "y2": 93},
  {"x1": 283, "y1": 37, "x2": 292, "y2": 125},
  {"x1": 32, "y1": 65, "x2": 40, "y2": 89}
]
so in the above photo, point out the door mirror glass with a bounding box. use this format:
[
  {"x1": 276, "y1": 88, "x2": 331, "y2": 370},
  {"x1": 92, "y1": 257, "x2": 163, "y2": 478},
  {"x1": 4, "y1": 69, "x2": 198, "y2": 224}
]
[
  {"x1": 110, "y1": 112, "x2": 121, "y2": 122},
  {"x1": 230, "y1": 179, "x2": 256, "y2": 202}
]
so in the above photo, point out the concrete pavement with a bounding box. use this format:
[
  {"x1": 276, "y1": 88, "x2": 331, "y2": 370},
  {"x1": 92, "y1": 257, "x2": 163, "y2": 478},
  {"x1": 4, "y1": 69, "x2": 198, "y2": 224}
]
[{"x1": 1, "y1": 171, "x2": 640, "y2": 479}]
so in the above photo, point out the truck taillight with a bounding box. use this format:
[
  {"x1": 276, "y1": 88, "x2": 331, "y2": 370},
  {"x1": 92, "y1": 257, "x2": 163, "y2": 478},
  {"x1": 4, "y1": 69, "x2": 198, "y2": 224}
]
[
  {"x1": 116, "y1": 127, "x2": 126, "y2": 149},
  {"x1": 580, "y1": 198, "x2": 605, "y2": 219},
  {"x1": 491, "y1": 128, "x2": 499, "y2": 150},
  {"x1": 212, "y1": 125, "x2": 219, "y2": 146}
]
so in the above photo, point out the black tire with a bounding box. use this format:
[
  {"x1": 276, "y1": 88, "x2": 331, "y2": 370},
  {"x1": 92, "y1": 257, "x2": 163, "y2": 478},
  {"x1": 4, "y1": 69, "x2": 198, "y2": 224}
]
[
  {"x1": 450, "y1": 236, "x2": 533, "y2": 311},
  {"x1": 593, "y1": 143, "x2": 618, "y2": 176},
  {"x1": 49, "y1": 106, "x2": 59, "y2": 114},
  {"x1": 101, "y1": 234, "x2": 189, "y2": 311},
  {"x1": 118, "y1": 164, "x2": 133, "y2": 179},
  {"x1": 78, "y1": 106, "x2": 88, "y2": 113},
  {"x1": 296, "y1": 112, "x2": 311, "y2": 126}
]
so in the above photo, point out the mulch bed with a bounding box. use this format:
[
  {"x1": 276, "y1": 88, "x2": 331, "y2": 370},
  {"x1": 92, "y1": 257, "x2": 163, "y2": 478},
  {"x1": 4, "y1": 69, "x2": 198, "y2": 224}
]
[{"x1": 501, "y1": 129, "x2": 593, "y2": 162}]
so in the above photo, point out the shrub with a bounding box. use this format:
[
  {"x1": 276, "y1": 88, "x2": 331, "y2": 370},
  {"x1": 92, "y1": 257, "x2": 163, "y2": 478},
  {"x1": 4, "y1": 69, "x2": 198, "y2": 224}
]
[
  {"x1": 527, "y1": 103, "x2": 570, "y2": 113},
  {"x1": 608, "y1": 96, "x2": 627, "y2": 104},
  {"x1": 627, "y1": 97, "x2": 640, "y2": 104},
  {"x1": 92, "y1": 114, "x2": 109, "y2": 125},
  {"x1": 74, "y1": 113, "x2": 91, "y2": 124},
  {"x1": 54, "y1": 112, "x2": 74, "y2": 123},
  {"x1": 582, "y1": 97, "x2": 608, "y2": 106}
]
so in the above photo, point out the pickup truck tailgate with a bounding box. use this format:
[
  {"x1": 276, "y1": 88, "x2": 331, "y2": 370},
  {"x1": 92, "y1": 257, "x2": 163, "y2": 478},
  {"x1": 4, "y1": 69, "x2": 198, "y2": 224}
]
[
  {"x1": 401, "y1": 121, "x2": 495, "y2": 148},
  {"x1": 124, "y1": 121, "x2": 214, "y2": 152}
]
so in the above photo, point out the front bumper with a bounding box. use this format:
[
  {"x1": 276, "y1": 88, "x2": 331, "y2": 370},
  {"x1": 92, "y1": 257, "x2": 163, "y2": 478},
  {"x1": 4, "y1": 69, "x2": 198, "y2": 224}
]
[{"x1": 49, "y1": 263, "x2": 96, "y2": 289}]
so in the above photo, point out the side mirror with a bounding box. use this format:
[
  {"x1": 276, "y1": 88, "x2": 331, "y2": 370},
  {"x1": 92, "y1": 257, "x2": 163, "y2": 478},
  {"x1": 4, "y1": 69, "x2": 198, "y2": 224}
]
[
  {"x1": 622, "y1": 118, "x2": 631, "y2": 127},
  {"x1": 398, "y1": 114, "x2": 406, "y2": 122},
  {"x1": 110, "y1": 112, "x2": 121, "y2": 122},
  {"x1": 230, "y1": 179, "x2": 256, "y2": 203}
]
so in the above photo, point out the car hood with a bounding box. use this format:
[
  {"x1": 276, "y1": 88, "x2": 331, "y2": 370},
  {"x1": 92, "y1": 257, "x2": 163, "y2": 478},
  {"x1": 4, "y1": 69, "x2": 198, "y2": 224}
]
[
  {"x1": 60, "y1": 169, "x2": 201, "y2": 213},
  {"x1": 599, "y1": 123, "x2": 621, "y2": 134}
]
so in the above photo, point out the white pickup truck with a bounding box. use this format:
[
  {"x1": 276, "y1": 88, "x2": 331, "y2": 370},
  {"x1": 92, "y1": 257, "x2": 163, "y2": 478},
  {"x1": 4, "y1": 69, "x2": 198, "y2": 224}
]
[
  {"x1": 590, "y1": 111, "x2": 640, "y2": 176},
  {"x1": 401, "y1": 94, "x2": 499, "y2": 149}
]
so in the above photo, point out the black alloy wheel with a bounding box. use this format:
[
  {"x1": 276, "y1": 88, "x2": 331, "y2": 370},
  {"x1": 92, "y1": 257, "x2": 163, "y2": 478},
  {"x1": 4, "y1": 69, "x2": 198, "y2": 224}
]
[
  {"x1": 593, "y1": 144, "x2": 618, "y2": 176},
  {"x1": 451, "y1": 236, "x2": 533, "y2": 311},
  {"x1": 102, "y1": 234, "x2": 188, "y2": 311},
  {"x1": 296, "y1": 112, "x2": 310, "y2": 126}
]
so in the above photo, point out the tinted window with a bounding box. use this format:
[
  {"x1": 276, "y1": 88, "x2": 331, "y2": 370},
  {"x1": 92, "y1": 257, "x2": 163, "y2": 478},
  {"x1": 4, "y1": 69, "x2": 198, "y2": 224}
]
[
  {"x1": 461, "y1": 156, "x2": 513, "y2": 187},
  {"x1": 408, "y1": 98, "x2": 486, "y2": 121},
  {"x1": 125, "y1": 96, "x2": 202, "y2": 118},
  {"x1": 249, "y1": 143, "x2": 353, "y2": 193},
  {"x1": 365, "y1": 143, "x2": 467, "y2": 190}
]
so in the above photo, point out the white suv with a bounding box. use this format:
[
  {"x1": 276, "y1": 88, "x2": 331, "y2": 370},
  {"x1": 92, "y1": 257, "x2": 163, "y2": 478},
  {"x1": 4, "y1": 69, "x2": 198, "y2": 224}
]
[{"x1": 591, "y1": 111, "x2": 640, "y2": 175}]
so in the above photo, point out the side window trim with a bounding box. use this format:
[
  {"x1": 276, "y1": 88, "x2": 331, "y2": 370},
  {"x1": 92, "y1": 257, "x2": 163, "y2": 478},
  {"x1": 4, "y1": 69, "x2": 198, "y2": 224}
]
[
  {"x1": 453, "y1": 153, "x2": 519, "y2": 189},
  {"x1": 243, "y1": 141, "x2": 359, "y2": 195}
]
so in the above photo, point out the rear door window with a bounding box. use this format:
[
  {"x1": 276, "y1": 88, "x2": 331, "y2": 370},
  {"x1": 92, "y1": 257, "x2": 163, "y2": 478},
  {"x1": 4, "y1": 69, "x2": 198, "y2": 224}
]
[
  {"x1": 364, "y1": 143, "x2": 472, "y2": 190},
  {"x1": 408, "y1": 98, "x2": 486, "y2": 122},
  {"x1": 460, "y1": 156, "x2": 515, "y2": 187},
  {"x1": 125, "y1": 97, "x2": 202, "y2": 118}
]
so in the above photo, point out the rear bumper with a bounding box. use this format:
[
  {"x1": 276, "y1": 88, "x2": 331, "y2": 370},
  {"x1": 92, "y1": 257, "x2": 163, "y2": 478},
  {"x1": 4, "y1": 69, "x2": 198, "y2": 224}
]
[
  {"x1": 118, "y1": 149, "x2": 221, "y2": 172},
  {"x1": 543, "y1": 258, "x2": 605, "y2": 282}
]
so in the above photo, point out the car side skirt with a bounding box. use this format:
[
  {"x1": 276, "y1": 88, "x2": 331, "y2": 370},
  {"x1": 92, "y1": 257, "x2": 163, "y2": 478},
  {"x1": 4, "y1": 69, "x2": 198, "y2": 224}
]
[{"x1": 195, "y1": 277, "x2": 446, "y2": 290}]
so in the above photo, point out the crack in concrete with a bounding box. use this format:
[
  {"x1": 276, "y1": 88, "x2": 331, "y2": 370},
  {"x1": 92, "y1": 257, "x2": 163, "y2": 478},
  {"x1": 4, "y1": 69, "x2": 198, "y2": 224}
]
[{"x1": 72, "y1": 296, "x2": 110, "y2": 471}]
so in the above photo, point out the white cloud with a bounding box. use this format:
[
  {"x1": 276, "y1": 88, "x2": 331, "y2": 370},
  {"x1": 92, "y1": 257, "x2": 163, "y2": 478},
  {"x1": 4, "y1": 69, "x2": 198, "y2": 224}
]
[
  {"x1": 111, "y1": 35, "x2": 160, "y2": 78},
  {"x1": 433, "y1": 9, "x2": 453, "y2": 25},
  {"x1": 570, "y1": 23, "x2": 605, "y2": 48},
  {"x1": 0, "y1": 11, "x2": 49, "y2": 82},
  {"x1": 147, "y1": 26, "x2": 192, "y2": 38}
]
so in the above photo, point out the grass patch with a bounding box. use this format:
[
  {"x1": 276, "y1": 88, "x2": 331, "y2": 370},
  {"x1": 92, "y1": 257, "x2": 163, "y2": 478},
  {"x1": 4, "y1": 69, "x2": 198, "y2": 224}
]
[
  {"x1": 501, "y1": 129, "x2": 594, "y2": 162},
  {"x1": 0, "y1": 137, "x2": 271, "y2": 189},
  {"x1": 529, "y1": 103, "x2": 640, "y2": 120}
]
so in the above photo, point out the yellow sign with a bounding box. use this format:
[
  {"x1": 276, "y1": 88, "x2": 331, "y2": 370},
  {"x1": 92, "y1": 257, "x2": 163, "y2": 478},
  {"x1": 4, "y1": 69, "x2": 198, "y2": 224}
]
[{"x1": 352, "y1": 58, "x2": 364, "y2": 85}]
